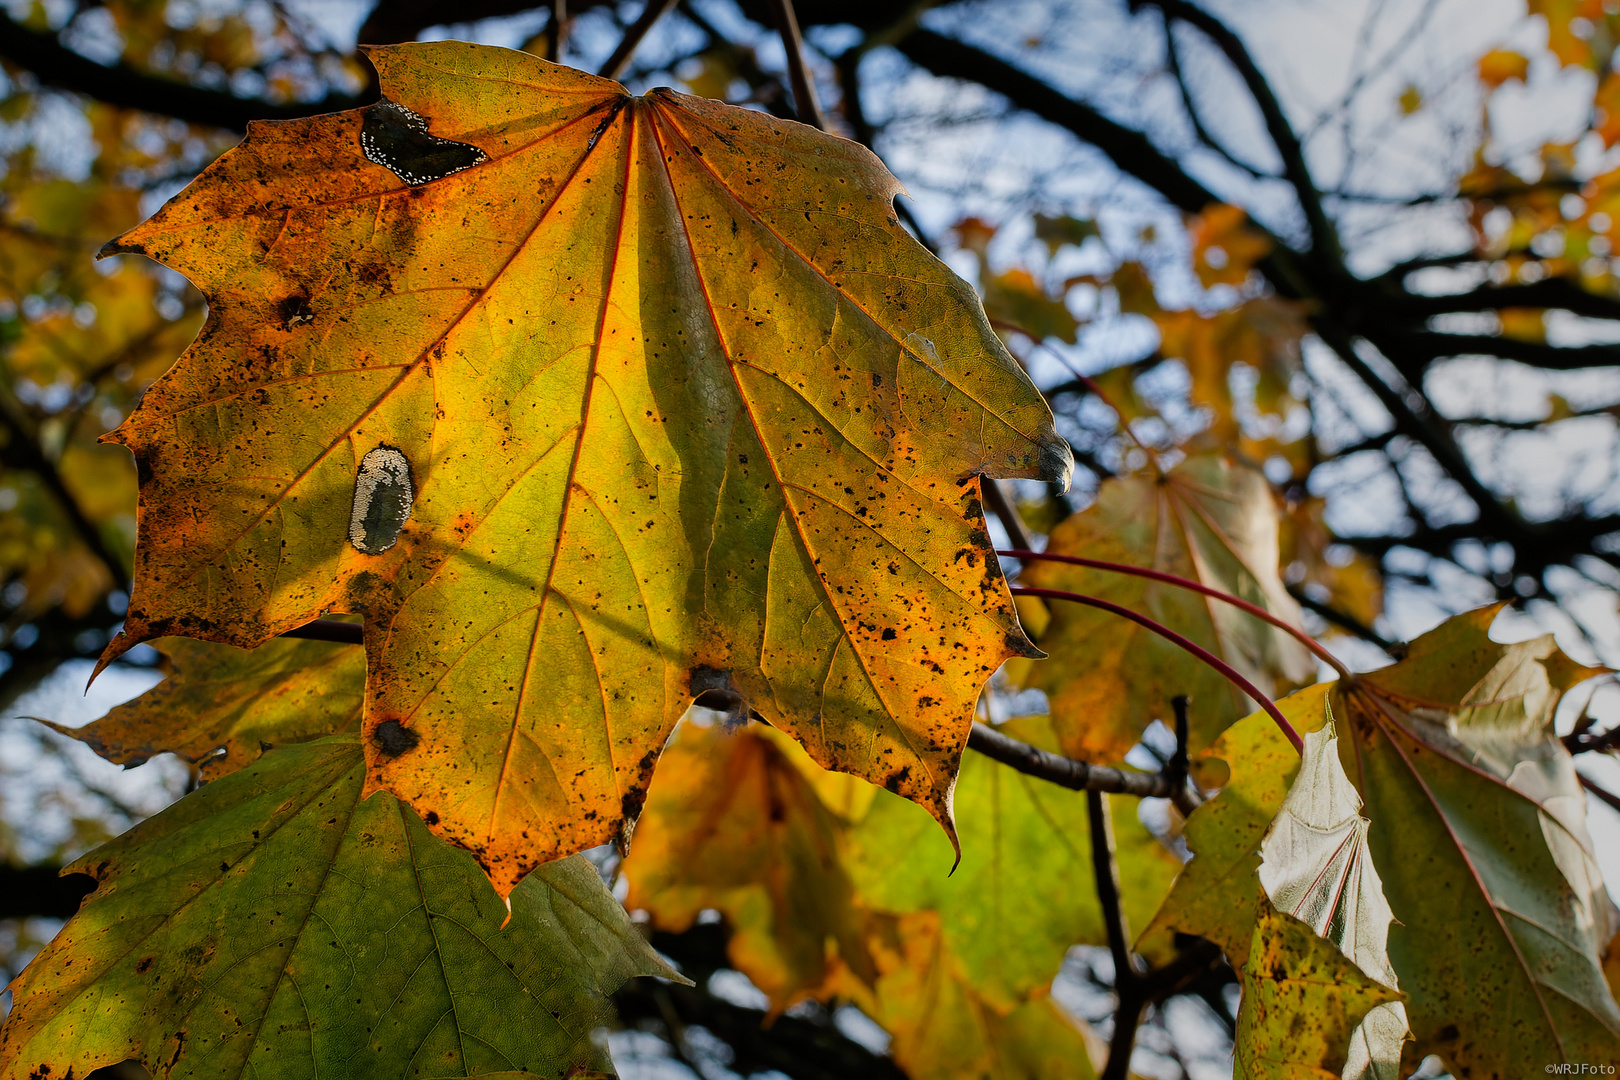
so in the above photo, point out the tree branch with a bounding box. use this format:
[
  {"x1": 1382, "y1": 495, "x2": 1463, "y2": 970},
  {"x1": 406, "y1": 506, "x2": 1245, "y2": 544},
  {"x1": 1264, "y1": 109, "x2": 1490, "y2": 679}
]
[
  {"x1": 967, "y1": 721, "x2": 1197, "y2": 809},
  {"x1": 1375, "y1": 329, "x2": 1620, "y2": 372},
  {"x1": 768, "y1": 0, "x2": 828, "y2": 129},
  {"x1": 0, "y1": 405, "x2": 130, "y2": 594},
  {"x1": 892, "y1": 29, "x2": 1219, "y2": 217},
  {"x1": 599, "y1": 0, "x2": 680, "y2": 80},
  {"x1": 0, "y1": 13, "x2": 367, "y2": 132},
  {"x1": 1389, "y1": 277, "x2": 1620, "y2": 322},
  {"x1": 1141, "y1": 0, "x2": 1340, "y2": 267}
]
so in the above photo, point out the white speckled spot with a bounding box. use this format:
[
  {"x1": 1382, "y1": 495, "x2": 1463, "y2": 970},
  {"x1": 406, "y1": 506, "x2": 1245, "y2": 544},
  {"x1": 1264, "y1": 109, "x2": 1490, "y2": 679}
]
[
  {"x1": 350, "y1": 446, "x2": 414, "y2": 554},
  {"x1": 361, "y1": 100, "x2": 487, "y2": 186}
]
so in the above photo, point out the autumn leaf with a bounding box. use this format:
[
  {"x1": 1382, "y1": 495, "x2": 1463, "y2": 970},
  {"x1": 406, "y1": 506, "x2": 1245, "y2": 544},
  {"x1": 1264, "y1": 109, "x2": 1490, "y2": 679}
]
[
  {"x1": 866, "y1": 911, "x2": 1101, "y2": 1080},
  {"x1": 1478, "y1": 48, "x2": 1531, "y2": 87},
  {"x1": 1138, "y1": 682, "x2": 1331, "y2": 964},
  {"x1": 1147, "y1": 606, "x2": 1620, "y2": 1076},
  {"x1": 1032, "y1": 213, "x2": 1099, "y2": 255},
  {"x1": 982, "y1": 267, "x2": 1081, "y2": 344},
  {"x1": 1234, "y1": 899, "x2": 1403, "y2": 1080},
  {"x1": 96, "y1": 41, "x2": 1071, "y2": 892},
  {"x1": 61, "y1": 634, "x2": 363, "y2": 776},
  {"x1": 846, "y1": 714, "x2": 1182, "y2": 1010},
  {"x1": 0, "y1": 736, "x2": 675, "y2": 1080},
  {"x1": 1188, "y1": 204, "x2": 1271, "y2": 288},
  {"x1": 1020, "y1": 454, "x2": 1316, "y2": 763},
  {"x1": 1257, "y1": 710, "x2": 1398, "y2": 989},
  {"x1": 621, "y1": 718, "x2": 873, "y2": 1012}
]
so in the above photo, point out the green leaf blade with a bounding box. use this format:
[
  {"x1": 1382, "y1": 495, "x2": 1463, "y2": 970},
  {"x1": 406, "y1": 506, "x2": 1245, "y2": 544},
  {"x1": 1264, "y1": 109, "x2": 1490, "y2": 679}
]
[{"x1": 0, "y1": 736, "x2": 671, "y2": 1080}]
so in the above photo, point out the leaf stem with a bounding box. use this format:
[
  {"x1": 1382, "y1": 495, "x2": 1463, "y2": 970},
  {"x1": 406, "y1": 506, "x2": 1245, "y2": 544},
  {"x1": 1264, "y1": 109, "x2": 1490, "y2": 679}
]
[
  {"x1": 1000, "y1": 547, "x2": 1352, "y2": 680},
  {"x1": 1011, "y1": 585, "x2": 1303, "y2": 752}
]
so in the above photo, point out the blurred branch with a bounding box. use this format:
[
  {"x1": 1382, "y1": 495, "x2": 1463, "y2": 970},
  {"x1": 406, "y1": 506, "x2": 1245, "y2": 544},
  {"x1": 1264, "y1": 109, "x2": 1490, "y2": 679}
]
[
  {"x1": 0, "y1": 13, "x2": 369, "y2": 131},
  {"x1": 1287, "y1": 585, "x2": 1396, "y2": 652},
  {"x1": 1374, "y1": 329, "x2": 1620, "y2": 372},
  {"x1": 1140, "y1": 0, "x2": 1341, "y2": 267},
  {"x1": 599, "y1": 0, "x2": 680, "y2": 80},
  {"x1": 892, "y1": 29, "x2": 1220, "y2": 217},
  {"x1": 0, "y1": 405, "x2": 130, "y2": 594},
  {"x1": 1159, "y1": 12, "x2": 1275, "y2": 181},
  {"x1": 619, "y1": 923, "x2": 909, "y2": 1080},
  {"x1": 767, "y1": 0, "x2": 828, "y2": 129},
  {"x1": 1389, "y1": 278, "x2": 1620, "y2": 322}
]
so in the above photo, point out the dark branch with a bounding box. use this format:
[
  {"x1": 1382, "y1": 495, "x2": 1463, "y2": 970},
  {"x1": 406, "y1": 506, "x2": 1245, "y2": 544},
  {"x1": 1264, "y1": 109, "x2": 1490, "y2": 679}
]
[
  {"x1": 1287, "y1": 586, "x2": 1396, "y2": 651},
  {"x1": 968, "y1": 721, "x2": 1188, "y2": 803},
  {"x1": 1389, "y1": 277, "x2": 1620, "y2": 322},
  {"x1": 892, "y1": 29, "x2": 1219, "y2": 217},
  {"x1": 0, "y1": 13, "x2": 367, "y2": 131},
  {"x1": 0, "y1": 405, "x2": 130, "y2": 593},
  {"x1": 1374, "y1": 329, "x2": 1620, "y2": 372},
  {"x1": 1142, "y1": 0, "x2": 1340, "y2": 267},
  {"x1": 599, "y1": 0, "x2": 680, "y2": 81},
  {"x1": 768, "y1": 0, "x2": 828, "y2": 129}
]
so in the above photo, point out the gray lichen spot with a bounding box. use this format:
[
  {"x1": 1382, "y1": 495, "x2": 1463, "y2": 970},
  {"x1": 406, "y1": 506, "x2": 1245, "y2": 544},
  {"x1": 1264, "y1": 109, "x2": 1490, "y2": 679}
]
[
  {"x1": 349, "y1": 445, "x2": 414, "y2": 555},
  {"x1": 902, "y1": 331, "x2": 942, "y2": 372},
  {"x1": 361, "y1": 100, "x2": 488, "y2": 186}
]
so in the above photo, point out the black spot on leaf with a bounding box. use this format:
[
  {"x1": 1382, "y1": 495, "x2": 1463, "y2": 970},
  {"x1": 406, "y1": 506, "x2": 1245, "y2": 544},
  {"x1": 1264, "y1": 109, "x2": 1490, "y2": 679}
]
[
  {"x1": 361, "y1": 100, "x2": 488, "y2": 185},
  {"x1": 372, "y1": 719, "x2": 420, "y2": 758}
]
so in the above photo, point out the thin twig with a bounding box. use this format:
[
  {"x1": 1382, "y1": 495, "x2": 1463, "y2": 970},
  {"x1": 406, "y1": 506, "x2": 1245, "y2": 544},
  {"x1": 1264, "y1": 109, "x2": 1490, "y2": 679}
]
[
  {"x1": 546, "y1": 0, "x2": 568, "y2": 63},
  {"x1": 1012, "y1": 585, "x2": 1303, "y2": 751},
  {"x1": 766, "y1": 0, "x2": 827, "y2": 129},
  {"x1": 1091, "y1": 789, "x2": 1144, "y2": 1080},
  {"x1": 599, "y1": 0, "x2": 679, "y2": 81},
  {"x1": 1579, "y1": 772, "x2": 1620, "y2": 815},
  {"x1": 969, "y1": 721, "x2": 1177, "y2": 799},
  {"x1": 1286, "y1": 584, "x2": 1396, "y2": 651},
  {"x1": 983, "y1": 481, "x2": 1034, "y2": 552},
  {"x1": 1002, "y1": 548, "x2": 1352, "y2": 680}
]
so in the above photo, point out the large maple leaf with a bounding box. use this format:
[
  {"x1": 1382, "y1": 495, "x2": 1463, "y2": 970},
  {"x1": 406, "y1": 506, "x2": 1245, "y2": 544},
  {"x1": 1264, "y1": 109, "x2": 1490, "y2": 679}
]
[
  {"x1": 96, "y1": 41, "x2": 1070, "y2": 892},
  {"x1": 1146, "y1": 607, "x2": 1620, "y2": 1076}
]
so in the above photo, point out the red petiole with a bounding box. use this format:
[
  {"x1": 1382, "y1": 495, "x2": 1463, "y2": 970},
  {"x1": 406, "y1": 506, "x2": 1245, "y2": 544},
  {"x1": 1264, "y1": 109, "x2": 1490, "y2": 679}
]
[
  {"x1": 1012, "y1": 584, "x2": 1304, "y2": 753},
  {"x1": 998, "y1": 548, "x2": 1352, "y2": 681}
]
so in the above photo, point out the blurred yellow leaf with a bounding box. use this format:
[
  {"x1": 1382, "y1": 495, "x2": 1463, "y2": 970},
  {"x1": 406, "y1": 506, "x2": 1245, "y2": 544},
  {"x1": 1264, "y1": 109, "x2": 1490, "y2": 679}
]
[{"x1": 1478, "y1": 49, "x2": 1531, "y2": 88}]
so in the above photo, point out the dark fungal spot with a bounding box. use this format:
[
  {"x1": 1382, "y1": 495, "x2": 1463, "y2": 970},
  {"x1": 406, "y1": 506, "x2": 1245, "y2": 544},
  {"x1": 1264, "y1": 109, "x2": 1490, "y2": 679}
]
[
  {"x1": 349, "y1": 445, "x2": 414, "y2": 555},
  {"x1": 371, "y1": 719, "x2": 420, "y2": 758},
  {"x1": 361, "y1": 100, "x2": 487, "y2": 186},
  {"x1": 277, "y1": 294, "x2": 314, "y2": 328},
  {"x1": 424, "y1": 810, "x2": 440, "y2": 826}
]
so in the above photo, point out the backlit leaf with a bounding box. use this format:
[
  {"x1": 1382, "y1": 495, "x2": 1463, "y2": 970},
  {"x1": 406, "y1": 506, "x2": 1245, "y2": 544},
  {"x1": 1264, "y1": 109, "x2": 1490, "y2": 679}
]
[
  {"x1": 1137, "y1": 682, "x2": 1331, "y2": 964},
  {"x1": 621, "y1": 718, "x2": 873, "y2": 1013},
  {"x1": 846, "y1": 715, "x2": 1181, "y2": 1010},
  {"x1": 96, "y1": 41, "x2": 1071, "y2": 892},
  {"x1": 1257, "y1": 711, "x2": 1397, "y2": 988},
  {"x1": 866, "y1": 911, "x2": 1101, "y2": 1080},
  {"x1": 1147, "y1": 606, "x2": 1620, "y2": 1076},
  {"x1": 62, "y1": 635, "x2": 362, "y2": 777},
  {"x1": 1233, "y1": 899, "x2": 1403, "y2": 1080},
  {"x1": 1020, "y1": 454, "x2": 1315, "y2": 763},
  {"x1": 0, "y1": 736, "x2": 674, "y2": 1080}
]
